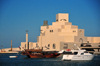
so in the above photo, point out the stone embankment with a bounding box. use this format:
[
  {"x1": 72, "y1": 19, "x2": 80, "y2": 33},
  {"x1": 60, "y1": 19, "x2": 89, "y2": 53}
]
[{"x1": 0, "y1": 48, "x2": 21, "y2": 53}]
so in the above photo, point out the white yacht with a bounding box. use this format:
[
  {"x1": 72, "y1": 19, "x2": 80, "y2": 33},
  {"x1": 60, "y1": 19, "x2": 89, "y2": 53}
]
[{"x1": 60, "y1": 44, "x2": 94, "y2": 61}]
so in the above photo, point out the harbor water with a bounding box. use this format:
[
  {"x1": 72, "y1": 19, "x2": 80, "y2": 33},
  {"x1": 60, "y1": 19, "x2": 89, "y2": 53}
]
[{"x1": 0, "y1": 53, "x2": 100, "y2": 66}]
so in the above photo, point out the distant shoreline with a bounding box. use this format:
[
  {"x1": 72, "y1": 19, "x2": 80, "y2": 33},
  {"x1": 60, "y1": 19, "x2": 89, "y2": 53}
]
[
  {"x1": 0, "y1": 47, "x2": 21, "y2": 53},
  {"x1": 0, "y1": 51, "x2": 19, "y2": 53}
]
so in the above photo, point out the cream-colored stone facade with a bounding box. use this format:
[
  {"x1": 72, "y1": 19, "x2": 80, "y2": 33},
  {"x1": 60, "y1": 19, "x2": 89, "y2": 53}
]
[
  {"x1": 21, "y1": 33, "x2": 37, "y2": 51},
  {"x1": 21, "y1": 42, "x2": 37, "y2": 51},
  {"x1": 87, "y1": 37, "x2": 100, "y2": 43},
  {"x1": 37, "y1": 13, "x2": 88, "y2": 51},
  {"x1": 21, "y1": 13, "x2": 100, "y2": 51}
]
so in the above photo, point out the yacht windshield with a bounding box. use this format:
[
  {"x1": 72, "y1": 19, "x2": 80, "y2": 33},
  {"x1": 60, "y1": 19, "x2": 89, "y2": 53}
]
[
  {"x1": 74, "y1": 52, "x2": 78, "y2": 55},
  {"x1": 84, "y1": 51, "x2": 88, "y2": 53},
  {"x1": 63, "y1": 51, "x2": 72, "y2": 54}
]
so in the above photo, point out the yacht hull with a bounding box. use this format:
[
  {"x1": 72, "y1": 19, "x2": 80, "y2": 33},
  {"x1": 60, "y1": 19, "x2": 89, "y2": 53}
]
[{"x1": 62, "y1": 55, "x2": 94, "y2": 60}]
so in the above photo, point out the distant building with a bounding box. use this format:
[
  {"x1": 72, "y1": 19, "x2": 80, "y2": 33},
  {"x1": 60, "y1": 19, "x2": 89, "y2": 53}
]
[
  {"x1": 21, "y1": 32, "x2": 37, "y2": 51},
  {"x1": 21, "y1": 13, "x2": 100, "y2": 51}
]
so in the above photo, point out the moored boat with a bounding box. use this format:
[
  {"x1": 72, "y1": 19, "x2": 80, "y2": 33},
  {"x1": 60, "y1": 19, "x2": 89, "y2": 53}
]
[
  {"x1": 21, "y1": 49, "x2": 42, "y2": 55},
  {"x1": 21, "y1": 49, "x2": 60, "y2": 58},
  {"x1": 43, "y1": 51, "x2": 60, "y2": 58},
  {"x1": 9, "y1": 56, "x2": 17, "y2": 58},
  {"x1": 62, "y1": 50, "x2": 94, "y2": 60},
  {"x1": 60, "y1": 44, "x2": 94, "y2": 61}
]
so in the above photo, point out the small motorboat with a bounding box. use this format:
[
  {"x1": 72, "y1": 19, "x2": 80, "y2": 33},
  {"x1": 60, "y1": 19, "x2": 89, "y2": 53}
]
[{"x1": 9, "y1": 56, "x2": 17, "y2": 58}]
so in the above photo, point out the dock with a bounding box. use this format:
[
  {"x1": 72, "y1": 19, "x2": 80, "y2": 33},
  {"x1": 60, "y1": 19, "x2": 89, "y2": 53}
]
[{"x1": 80, "y1": 47, "x2": 100, "y2": 54}]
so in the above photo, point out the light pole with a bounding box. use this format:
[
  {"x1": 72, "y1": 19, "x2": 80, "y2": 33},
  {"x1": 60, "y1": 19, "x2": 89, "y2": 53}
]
[{"x1": 11, "y1": 40, "x2": 12, "y2": 51}]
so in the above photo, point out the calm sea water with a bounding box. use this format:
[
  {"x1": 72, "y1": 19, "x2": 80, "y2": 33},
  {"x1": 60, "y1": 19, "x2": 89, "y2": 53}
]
[{"x1": 0, "y1": 53, "x2": 100, "y2": 66}]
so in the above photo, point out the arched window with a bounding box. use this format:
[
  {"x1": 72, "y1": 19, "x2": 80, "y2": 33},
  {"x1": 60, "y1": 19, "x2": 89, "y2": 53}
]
[
  {"x1": 50, "y1": 30, "x2": 52, "y2": 32},
  {"x1": 50, "y1": 30, "x2": 53, "y2": 32},
  {"x1": 53, "y1": 44, "x2": 56, "y2": 49},
  {"x1": 36, "y1": 44, "x2": 38, "y2": 47},
  {"x1": 25, "y1": 44, "x2": 26, "y2": 49},
  {"x1": 79, "y1": 38, "x2": 83, "y2": 43},
  {"x1": 48, "y1": 44, "x2": 50, "y2": 47},
  {"x1": 63, "y1": 43, "x2": 68, "y2": 49}
]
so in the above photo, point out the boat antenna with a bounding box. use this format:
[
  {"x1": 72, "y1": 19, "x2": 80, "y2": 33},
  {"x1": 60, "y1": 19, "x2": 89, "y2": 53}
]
[{"x1": 74, "y1": 44, "x2": 81, "y2": 50}]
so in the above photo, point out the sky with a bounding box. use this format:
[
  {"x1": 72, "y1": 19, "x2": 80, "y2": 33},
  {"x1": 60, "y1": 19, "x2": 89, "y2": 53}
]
[{"x1": 0, "y1": 0, "x2": 100, "y2": 49}]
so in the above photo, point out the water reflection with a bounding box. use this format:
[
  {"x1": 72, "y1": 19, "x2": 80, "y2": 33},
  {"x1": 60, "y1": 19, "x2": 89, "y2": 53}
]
[{"x1": 0, "y1": 53, "x2": 100, "y2": 66}]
